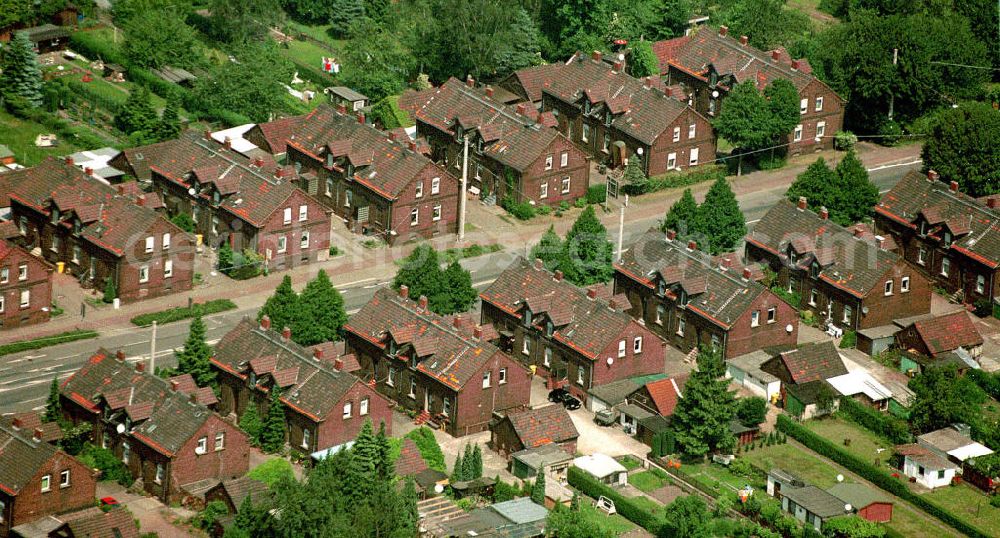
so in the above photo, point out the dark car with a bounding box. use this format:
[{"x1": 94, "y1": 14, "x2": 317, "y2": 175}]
[{"x1": 548, "y1": 388, "x2": 582, "y2": 410}]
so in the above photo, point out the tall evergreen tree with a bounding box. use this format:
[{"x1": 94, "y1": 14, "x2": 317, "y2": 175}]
[
  {"x1": 374, "y1": 421, "x2": 392, "y2": 480},
  {"x1": 328, "y1": 0, "x2": 365, "y2": 38},
  {"x1": 695, "y1": 177, "x2": 745, "y2": 255},
  {"x1": 623, "y1": 153, "x2": 648, "y2": 193},
  {"x1": 785, "y1": 157, "x2": 837, "y2": 216},
  {"x1": 441, "y1": 261, "x2": 477, "y2": 315},
  {"x1": 531, "y1": 470, "x2": 546, "y2": 505},
  {"x1": 176, "y1": 316, "x2": 216, "y2": 387},
  {"x1": 291, "y1": 270, "x2": 347, "y2": 346},
  {"x1": 558, "y1": 205, "x2": 613, "y2": 285},
  {"x1": 44, "y1": 376, "x2": 61, "y2": 423},
  {"x1": 348, "y1": 420, "x2": 379, "y2": 496},
  {"x1": 530, "y1": 225, "x2": 564, "y2": 271},
  {"x1": 393, "y1": 244, "x2": 443, "y2": 302},
  {"x1": 260, "y1": 388, "x2": 286, "y2": 453},
  {"x1": 451, "y1": 452, "x2": 466, "y2": 482},
  {"x1": 461, "y1": 443, "x2": 475, "y2": 480},
  {"x1": 258, "y1": 275, "x2": 298, "y2": 334},
  {"x1": 671, "y1": 347, "x2": 737, "y2": 458},
  {"x1": 115, "y1": 87, "x2": 158, "y2": 136},
  {"x1": 661, "y1": 188, "x2": 699, "y2": 235},
  {"x1": 0, "y1": 31, "x2": 43, "y2": 107},
  {"x1": 239, "y1": 402, "x2": 263, "y2": 445},
  {"x1": 494, "y1": 7, "x2": 542, "y2": 75},
  {"x1": 155, "y1": 94, "x2": 182, "y2": 142},
  {"x1": 470, "y1": 444, "x2": 483, "y2": 479}
]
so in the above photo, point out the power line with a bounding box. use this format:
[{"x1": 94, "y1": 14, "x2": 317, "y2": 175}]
[{"x1": 929, "y1": 60, "x2": 1000, "y2": 71}]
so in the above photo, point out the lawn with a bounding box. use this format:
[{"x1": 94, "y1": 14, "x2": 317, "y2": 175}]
[
  {"x1": 577, "y1": 500, "x2": 637, "y2": 535},
  {"x1": 617, "y1": 455, "x2": 642, "y2": 471},
  {"x1": 922, "y1": 483, "x2": 1000, "y2": 537},
  {"x1": 628, "y1": 468, "x2": 670, "y2": 493},
  {"x1": 680, "y1": 461, "x2": 759, "y2": 495},
  {"x1": 804, "y1": 417, "x2": 894, "y2": 467},
  {"x1": 283, "y1": 38, "x2": 334, "y2": 72},
  {"x1": 0, "y1": 110, "x2": 83, "y2": 166},
  {"x1": 284, "y1": 20, "x2": 346, "y2": 52}
]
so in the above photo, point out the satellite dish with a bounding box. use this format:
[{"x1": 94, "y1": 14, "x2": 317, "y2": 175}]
[
  {"x1": 188, "y1": 188, "x2": 196, "y2": 196},
  {"x1": 712, "y1": 90, "x2": 720, "y2": 98},
  {"x1": 844, "y1": 503, "x2": 853, "y2": 512},
  {"x1": 116, "y1": 423, "x2": 126, "y2": 434},
  {"x1": 836, "y1": 474, "x2": 844, "y2": 482},
  {"x1": 785, "y1": 324, "x2": 794, "y2": 333},
  {"x1": 636, "y1": 147, "x2": 644, "y2": 155},
  {"x1": 434, "y1": 483, "x2": 444, "y2": 494},
  {"x1": 606, "y1": 357, "x2": 614, "y2": 366}
]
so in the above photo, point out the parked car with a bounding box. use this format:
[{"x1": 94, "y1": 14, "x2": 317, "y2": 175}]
[
  {"x1": 548, "y1": 388, "x2": 582, "y2": 410},
  {"x1": 594, "y1": 408, "x2": 618, "y2": 426}
]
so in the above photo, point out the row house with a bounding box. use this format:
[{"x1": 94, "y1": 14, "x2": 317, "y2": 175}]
[
  {"x1": 124, "y1": 132, "x2": 332, "y2": 269},
  {"x1": 479, "y1": 257, "x2": 666, "y2": 403},
  {"x1": 0, "y1": 238, "x2": 53, "y2": 329},
  {"x1": 874, "y1": 170, "x2": 1000, "y2": 307},
  {"x1": 538, "y1": 51, "x2": 716, "y2": 177},
  {"x1": 210, "y1": 316, "x2": 393, "y2": 456},
  {"x1": 614, "y1": 229, "x2": 799, "y2": 359},
  {"x1": 653, "y1": 26, "x2": 845, "y2": 154},
  {"x1": 0, "y1": 425, "x2": 96, "y2": 538},
  {"x1": 59, "y1": 350, "x2": 248, "y2": 503},
  {"x1": 497, "y1": 63, "x2": 563, "y2": 106},
  {"x1": 281, "y1": 105, "x2": 460, "y2": 243},
  {"x1": 0, "y1": 158, "x2": 194, "y2": 303},
  {"x1": 244, "y1": 116, "x2": 307, "y2": 159},
  {"x1": 344, "y1": 287, "x2": 531, "y2": 437},
  {"x1": 746, "y1": 198, "x2": 932, "y2": 331},
  {"x1": 404, "y1": 77, "x2": 590, "y2": 207},
  {"x1": 489, "y1": 404, "x2": 579, "y2": 458},
  {"x1": 760, "y1": 341, "x2": 849, "y2": 419}
]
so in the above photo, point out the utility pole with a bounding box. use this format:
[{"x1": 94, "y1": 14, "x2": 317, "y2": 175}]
[
  {"x1": 149, "y1": 321, "x2": 157, "y2": 373},
  {"x1": 458, "y1": 135, "x2": 469, "y2": 242},
  {"x1": 888, "y1": 48, "x2": 898, "y2": 120},
  {"x1": 616, "y1": 195, "x2": 628, "y2": 261}
]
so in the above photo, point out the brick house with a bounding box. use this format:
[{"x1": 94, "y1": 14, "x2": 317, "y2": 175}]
[
  {"x1": 760, "y1": 341, "x2": 848, "y2": 419},
  {"x1": 874, "y1": 170, "x2": 1000, "y2": 307},
  {"x1": 489, "y1": 404, "x2": 579, "y2": 458},
  {"x1": 497, "y1": 63, "x2": 563, "y2": 106},
  {"x1": 344, "y1": 287, "x2": 531, "y2": 437},
  {"x1": 0, "y1": 238, "x2": 53, "y2": 329},
  {"x1": 244, "y1": 116, "x2": 307, "y2": 159},
  {"x1": 59, "y1": 350, "x2": 249, "y2": 503},
  {"x1": 210, "y1": 317, "x2": 393, "y2": 456},
  {"x1": 0, "y1": 413, "x2": 63, "y2": 445},
  {"x1": 401, "y1": 78, "x2": 590, "y2": 207},
  {"x1": 479, "y1": 257, "x2": 666, "y2": 403},
  {"x1": 614, "y1": 229, "x2": 799, "y2": 359},
  {"x1": 280, "y1": 105, "x2": 459, "y2": 244},
  {"x1": 537, "y1": 51, "x2": 716, "y2": 177},
  {"x1": 0, "y1": 158, "x2": 194, "y2": 303},
  {"x1": 653, "y1": 26, "x2": 845, "y2": 154},
  {"x1": 746, "y1": 198, "x2": 931, "y2": 331},
  {"x1": 0, "y1": 425, "x2": 96, "y2": 538}
]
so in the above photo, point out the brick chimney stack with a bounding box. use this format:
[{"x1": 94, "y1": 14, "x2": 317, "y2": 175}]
[
  {"x1": 223, "y1": 136, "x2": 233, "y2": 150},
  {"x1": 313, "y1": 348, "x2": 323, "y2": 360},
  {"x1": 587, "y1": 288, "x2": 598, "y2": 300},
  {"x1": 819, "y1": 207, "x2": 829, "y2": 220},
  {"x1": 333, "y1": 358, "x2": 344, "y2": 371},
  {"x1": 927, "y1": 170, "x2": 939, "y2": 181},
  {"x1": 418, "y1": 295, "x2": 428, "y2": 311},
  {"x1": 453, "y1": 316, "x2": 462, "y2": 329},
  {"x1": 485, "y1": 86, "x2": 494, "y2": 98},
  {"x1": 260, "y1": 315, "x2": 271, "y2": 330},
  {"x1": 33, "y1": 428, "x2": 43, "y2": 441},
  {"x1": 399, "y1": 285, "x2": 409, "y2": 299},
  {"x1": 65, "y1": 156, "x2": 74, "y2": 166},
  {"x1": 517, "y1": 103, "x2": 528, "y2": 117},
  {"x1": 687, "y1": 240, "x2": 697, "y2": 251},
  {"x1": 473, "y1": 326, "x2": 483, "y2": 340},
  {"x1": 84, "y1": 167, "x2": 94, "y2": 176},
  {"x1": 612, "y1": 60, "x2": 624, "y2": 72},
  {"x1": 949, "y1": 181, "x2": 959, "y2": 193},
  {"x1": 170, "y1": 380, "x2": 179, "y2": 391},
  {"x1": 644, "y1": 76, "x2": 653, "y2": 89},
  {"x1": 988, "y1": 198, "x2": 999, "y2": 209},
  {"x1": 408, "y1": 140, "x2": 417, "y2": 152},
  {"x1": 719, "y1": 26, "x2": 728, "y2": 37},
  {"x1": 282, "y1": 326, "x2": 292, "y2": 341},
  {"x1": 742, "y1": 267, "x2": 752, "y2": 281},
  {"x1": 136, "y1": 195, "x2": 145, "y2": 207},
  {"x1": 853, "y1": 227, "x2": 865, "y2": 238},
  {"x1": 592, "y1": 50, "x2": 602, "y2": 62},
  {"x1": 116, "y1": 350, "x2": 126, "y2": 362},
  {"x1": 666, "y1": 229, "x2": 677, "y2": 241},
  {"x1": 791, "y1": 60, "x2": 800, "y2": 71},
  {"x1": 466, "y1": 75, "x2": 475, "y2": 88},
  {"x1": 534, "y1": 258, "x2": 544, "y2": 270},
  {"x1": 203, "y1": 130, "x2": 212, "y2": 141},
  {"x1": 356, "y1": 112, "x2": 365, "y2": 125},
  {"x1": 740, "y1": 35, "x2": 749, "y2": 46},
  {"x1": 797, "y1": 196, "x2": 808, "y2": 210},
  {"x1": 135, "y1": 361, "x2": 145, "y2": 372},
  {"x1": 554, "y1": 270, "x2": 564, "y2": 282},
  {"x1": 389, "y1": 131, "x2": 398, "y2": 142},
  {"x1": 11, "y1": 417, "x2": 22, "y2": 429},
  {"x1": 771, "y1": 50, "x2": 780, "y2": 61}
]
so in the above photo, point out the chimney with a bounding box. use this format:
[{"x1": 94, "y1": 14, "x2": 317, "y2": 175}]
[
  {"x1": 282, "y1": 326, "x2": 291, "y2": 341},
  {"x1": 116, "y1": 350, "x2": 126, "y2": 362},
  {"x1": 11, "y1": 417, "x2": 22, "y2": 429},
  {"x1": 876, "y1": 235, "x2": 887, "y2": 250},
  {"x1": 719, "y1": 26, "x2": 728, "y2": 37},
  {"x1": 189, "y1": 393, "x2": 198, "y2": 404},
  {"x1": 536, "y1": 111, "x2": 545, "y2": 123},
  {"x1": 135, "y1": 361, "x2": 145, "y2": 372},
  {"x1": 313, "y1": 348, "x2": 323, "y2": 360},
  {"x1": 453, "y1": 316, "x2": 462, "y2": 329},
  {"x1": 333, "y1": 358, "x2": 344, "y2": 371},
  {"x1": 687, "y1": 240, "x2": 697, "y2": 251},
  {"x1": 356, "y1": 112, "x2": 365, "y2": 125},
  {"x1": 33, "y1": 428, "x2": 43, "y2": 441},
  {"x1": 819, "y1": 206, "x2": 829, "y2": 220},
  {"x1": 720, "y1": 256, "x2": 733, "y2": 269},
  {"x1": 797, "y1": 196, "x2": 807, "y2": 210},
  {"x1": 771, "y1": 50, "x2": 780, "y2": 61},
  {"x1": 136, "y1": 195, "x2": 145, "y2": 207},
  {"x1": 203, "y1": 130, "x2": 212, "y2": 141},
  {"x1": 592, "y1": 50, "x2": 602, "y2": 62},
  {"x1": 988, "y1": 198, "x2": 999, "y2": 209},
  {"x1": 274, "y1": 167, "x2": 285, "y2": 179},
  {"x1": 949, "y1": 181, "x2": 959, "y2": 193},
  {"x1": 418, "y1": 295, "x2": 429, "y2": 311},
  {"x1": 587, "y1": 288, "x2": 598, "y2": 300},
  {"x1": 84, "y1": 167, "x2": 94, "y2": 176},
  {"x1": 742, "y1": 267, "x2": 752, "y2": 281},
  {"x1": 337, "y1": 103, "x2": 347, "y2": 114},
  {"x1": 408, "y1": 140, "x2": 418, "y2": 152},
  {"x1": 554, "y1": 270, "x2": 564, "y2": 282},
  {"x1": 613, "y1": 61, "x2": 624, "y2": 72},
  {"x1": 64, "y1": 156, "x2": 74, "y2": 166},
  {"x1": 473, "y1": 326, "x2": 483, "y2": 340},
  {"x1": 485, "y1": 86, "x2": 494, "y2": 98},
  {"x1": 791, "y1": 60, "x2": 800, "y2": 71},
  {"x1": 254, "y1": 157, "x2": 265, "y2": 167},
  {"x1": 739, "y1": 35, "x2": 749, "y2": 46},
  {"x1": 853, "y1": 227, "x2": 865, "y2": 238},
  {"x1": 609, "y1": 298, "x2": 620, "y2": 311},
  {"x1": 260, "y1": 315, "x2": 271, "y2": 330},
  {"x1": 534, "y1": 258, "x2": 544, "y2": 270},
  {"x1": 517, "y1": 103, "x2": 528, "y2": 117},
  {"x1": 170, "y1": 380, "x2": 179, "y2": 391},
  {"x1": 927, "y1": 170, "x2": 939, "y2": 181},
  {"x1": 223, "y1": 136, "x2": 232, "y2": 150},
  {"x1": 389, "y1": 130, "x2": 398, "y2": 142},
  {"x1": 664, "y1": 86, "x2": 673, "y2": 98},
  {"x1": 466, "y1": 75, "x2": 475, "y2": 88},
  {"x1": 399, "y1": 285, "x2": 409, "y2": 299},
  {"x1": 117, "y1": 184, "x2": 125, "y2": 195},
  {"x1": 644, "y1": 76, "x2": 653, "y2": 89},
  {"x1": 666, "y1": 229, "x2": 677, "y2": 241}
]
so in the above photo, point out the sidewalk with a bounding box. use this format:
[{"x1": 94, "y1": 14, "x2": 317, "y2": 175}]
[{"x1": 0, "y1": 143, "x2": 922, "y2": 345}]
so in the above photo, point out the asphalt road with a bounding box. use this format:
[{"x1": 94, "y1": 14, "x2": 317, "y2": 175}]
[{"x1": 0, "y1": 162, "x2": 920, "y2": 414}]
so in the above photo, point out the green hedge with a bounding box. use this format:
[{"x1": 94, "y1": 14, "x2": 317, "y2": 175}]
[
  {"x1": 585, "y1": 184, "x2": 607, "y2": 205},
  {"x1": 0, "y1": 329, "x2": 99, "y2": 356},
  {"x1": 638, "y1": 164, "x2": 726, "y2": 195},
  {"x1": 404, "y1": 427, "x2": 446, "y2": 473},
  {"x1": 567, "y1": 466, "x2": 665, "y2": 533},
  {"x1": 837, "y1": 397, "x2": 912, "y2": 444},
  {"x1": 968, "y1": 370, "x2": 1000, "y2": 401},
  {"x1": 130, "y1": 299, "x2": 237, "y2": 327},
  {"x1": 776, "y1": 414, "x2": 990, "y2": 538}
]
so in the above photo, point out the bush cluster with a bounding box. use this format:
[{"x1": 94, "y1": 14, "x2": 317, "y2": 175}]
[
  {"x1": 0, "y1": 329, "x2": 99, "y2": 356},
  {"x1": 837, "y1": 397, "x2": 912, "y2": 444},
  {"x1": 130, "y1": 299, "x2": 237, "y2": 327},
  {"x1": 567, "y1": 466, "x2": 666, "y2": 533}
]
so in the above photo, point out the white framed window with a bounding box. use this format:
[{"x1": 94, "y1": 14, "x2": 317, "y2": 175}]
[
  {"x1": 617, "y1": 340, "x2": 626, "y2": 358},
  {"x1": 410, "y1": 208, "x2": 419, "y2": 226},
  {"x1": 326, "y1": 178, "x2": 334, "y2": 197},
  {"x1": 41, "y1": 474, "x2": 51, "y2": 492},
  {"x1": 215, "y1": 431, "x2": 225, "y2": 451},
  {"x1": 196, "y1": 437, "x2": 207, "y2": 455},
  {"x1": 815, "y1": 97, "x2": 824, "y2": 111},
  {"x1": 122, "y1": 442, "x2": 130, "y2": 463},
  {"x1": 162, "y1": 233, "x2": 171, "y2": 250},
  {"x1": 767, "y1": 307, "x2": 776, "y2": 323},
  {"x1": 667, "y1": 153, "x2": 677, "y2": 170},
  {"x1": 499, "y1": 367, "x2": 507, "y2": 384},
  {"x1": 633, "y1": 336, "x2": 643, "y2": 354},
  {"x1": 816, "y1": 121, "x2": 826, "y2": 139},
  {"x1": 676, "y1": 317, "x2": 685, "y2": 336},
  {"x1": 139, "y1": 265, "x2": 149, "y2": 283},
  {"x1": 901, "y1": 276, "x2": 910, "y2": 293},
  {"x1": 283, "y1": 207, "x2": 292, "y2": 224},
  {"x1": 941, "y1": 258, "x2": 950, "y2": 276},
  {"x1": 300, "y1": 231, "x2": 310, "y2": 249},
  {"x1": 672, "y1": 126, "x2": 681, "y2": 142},
  {"x1": 943, "y1": 231, "x2": 952, "y2": 246},
  {"x1": 576, "y1": 366, "x2": 585, "y2": 385},
  {"x1": 917, "y1": 247, "x2": 926, "y2": 265},
  {"x1": 19, "y1": 290, "x2": 29, "y2": 308},
  {"x1": 409, "y1": 379, "x2": 416, "y2": 398},
  {"x1": 800, "y1": 98, "x2": 808, "y2": 114},
  {"x1": 60, "y1": 470, "x2": 70, "y2": 487},
  {"x1": 1, "y1": 267, "x2": 8, "y2": 283},
  {"x1": 793, "y1": 125, "x2": 803, "y2": 142},
  {"x1": 360, "y1": 397, "x2": 369, "y2": 416},
  {"x1": 18, "y1": 263, "x2": 27, "y2": 280},
  {"x1": 301, "y1": 429, "x2": 311, "y2": 449},
  {"x1": 751, "y1": 311, "x2": 760, "y2": 327},
  {"x1": 144, "y1": 236, "x2": 154, "y2": 253},
  {"x1": 299, "y1": 205, "x2": 308, "y2": 222},
  {"x1": 809, "y1": 288, "x2": 818, "y2": 306},
  {"x1": 711, "y1": 334, "x2": 720, "y2": 351},
  {"x1": 442, "y1": 398, "x2": 451, "y2": 416},
  {"x1": 543, "y1": 347, "x2": 552, "y2": 367},
  {"x1": 51, "y1": 235, "x2": 60, "y2": 252},
  {"x1": 581, "y1": 123, "x2": 590, "y2": 142},
  {"x1": 560, "y1": 152, "x2": 568, "y2": 167},
  {"x1": 688, "y1": 124, "x2": 696, "y2": 139},
  {"x1": 545, "y1": 155, "x2": 553, "y2": 170},
  {"x1": 155, "y1": 464, "x2": 164, "y2": 484},
  {"x1": 387, "y1": 367, "x2": 396, "y2": 386},
  {"x1": 431, "y1": 177, "x2": 440, "y2": 194},
  {"x1": 689, "y1": 147, "x2": 699, "y2": 166},
  {"x1": 415, "y1": 181, "x2": 424, "y2": 198},
  {"x1": 1, "y1": 499, "x2": 5, "y2": 523},
  {"x1": 164, "y1": 259, "x2": 173, "y2": 278},
  {"x1": 0, "y1": 295, "x2": 5, "y2": 313},
  {"x1": 976, "y1": 274, "x2": 986, "y2": 294},
  {"x1": 482, "y1": 371, "x2": 492, "y2": 388},
  {"x1": 211, "y1": 216, "x2": 219, "y2": 235},
  {"x1": 655, "y1": 305, "x2": 665, "y2": 325},
  {"x1": 277, "y1": 236, "x2": 287, "y2": 253},
  {"x1": 843, "y1": 304, "x2": 853, "y2": 324},
  {"x1": 540, "y1": 183, "x2": 548, "y2": 199},
  {"x1": 561, "y1": 177, "x2": 571, "y2": 194},
  {"x1": 522, "y1": 337, "x2": 531, "y2": 355},
  {"x1": 343, "y1": 402, "x2": 353, "y2": 418},
  {"x1": 433, "y1": 204, "x2": 442, "y2": 221}
]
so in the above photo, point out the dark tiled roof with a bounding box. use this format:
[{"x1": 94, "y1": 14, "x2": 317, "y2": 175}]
[
  {"x1": 281, "y1": 105, "x2": 448, "y2": 200},
  {"x1": 345, "y1": 288, "x2": 509, "y2": 390},
  {"x1": 57, "y1": 506, "x2": 139, "y2": 538},
  {"x1": 394, "y1": 437, "x2": 430, "y2": 477},
  {"x1": 255, "y1": 116, "x2": 306, "y2": 154},
  {"x1": 505, "y1": 404, "x2": 578, "y2": 448},
  {"x1": 0, "y1": 412, "x2": 62, "y2": 442},
  {"x1": 212, "y1": 318, "x2": 362, "y2": 421},
  {"x1": 782, "y1": 485, "x2": 851, "y2": 518},
  {"x1": 410, "y1": 78, "x2": 565, "y2": 171},
  {"x1": 131, "y1": 391, "x2": 215, "y2": 456},
  {"x1": 480, "y1": 257, "x2": 638, "y2": 360},
  {"x1": 762, "y1": 341, "x2": 847, "y2": 385},
  {"x1": 876, "y1": 170, "x2": 1000, "y2": 268},
  {"x1": 0, "y1": 423, "x2": 61, "y2": 495},
  {"x1": 218, "y1": 476, "x2": 269, "y2": 510},
  {"x1": 507, "y1": 63, "x2": 563, "y2": 102},
  {"x1": 748, "y1": 199, "x2": 903, "y2": 298},
  {"x1": 911, "y1": 311, "x2": 983, "y2": 355},
  {"x1": 617, "y1": 230, "x2": 779, "y2": 328}
]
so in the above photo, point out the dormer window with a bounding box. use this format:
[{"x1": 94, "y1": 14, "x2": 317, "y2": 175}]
[
  {"x1": 919, "y1": 220, "x2": 927, "y2": 236},
  {"x1": 213, "y1": 191, "x2": 221, "y2": 204},
  {"x1": 658, "y1": 281, "x2": 666, "y2": 296},
  {"x1": 583, "y1": 101, "x2": 591, "y2": 114},
  {"x1": 249, "y1": 372, "x2": 257, "y2": 386},
  {"x1": 604, "y1": 113, "x2": 612, "y2": 127},
  {"x1": 810, "y1": 262, "x2": 819, "y2": 278},
  {"x1": 943, "y1": 231, "x2": 952, "y2": 246},
  {"x1": 456, "y1": 126, "x2": 464, "y2": 142},
  {"x1": 523, "y1": 309, "x2": 533, "y2": 327},
  {"x1": 326, "y1": 153, "x2": 334, "y2": 167},
  {"x1": 388, "y1": 340, "x2": 397, "y2": 356},
  {"x1": 73, "y1": 219, "x2": 82, "y2": 235},
  {"x1": 476, "y1": 137, "x2": 484, "y2": 153},
  {"x1": 788, "y1": 247, "x2": 797, "y2": 265},
  {"x1": 546, "y1": 321, "x2": 553, "y2": 337},
  {"x1": 50, "y1": 207, "x2": 60, "y2": 224},
  {"x1": 346, "y1": 164, "x2": 354, "y2": 177},
  {"x1": 678, "y1": 290, "x2": 688, "y2": 306}
]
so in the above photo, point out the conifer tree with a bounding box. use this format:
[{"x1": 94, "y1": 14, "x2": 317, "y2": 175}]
[
  {"x1": 291, "y1": 270, "x2": 346, "y2": 345},
  {"x1": 328, "y1": 0, "x2": 365, "y2": 38},
  {"x1": 558, "y1": 205, "x2": 613, "y2": 285},
  {"x1": 258, "y1": 275, "x2": 298, "y2": 335},
  {"x1": 374, "y1": 421, "x2": 392, "y2": 480},
  {"x1": 239, "y1": 402, "x2": 263, "y2": 445},
  {"x1": 0, "y1": 31, "x2": 43, "y2": 107},
  {"x1": 531, "y1": 470, "x2": 546, "y2": 505},
  {"x1": 260, "y1": 388, "x2": 286, "y2": 453},
  {"x1": 115, "y1": 86, "x2": 158, "y2": 136},
  {"x1": 695, "y1": 177, "x2": 745, "y2": 254},
  {"x1": 831, "y1": 149, "x2": 879, "y2": 225},
  {"x1": 461, "y1": 444, "x2": 474, "y2": 480},
  {"x1": 176, "y1": 316, "x2": 216, "y2": 387},
  {"x1": 348, "y1": 420, "x2": 379, "y2": 496},
  {"x1": 470, "y1": 444, "x2": 483, "y2": 479},
  {"x1": 393, "y1": 244, "x2": 444, "y2": 303},
  {"x1": 623, "y1": 153, "x2": 648, "y2": 193},
  {"x1": 155, "y1": 94, "x2": 182, "y2": 141},
  {"x1": 441, "y1": 261, "x2": 477, "y2": 315},
  {"x1": 102, "y1": 278, "x2": 117, "y2": 303},
  {"x1": 530, "y1": 225, "x2": 564, "y2": 271},
  {"x1": 661, "y1": 188, "x2": 699, "y2": 235},
  {"x1": 452, "y1": 452, "x2": 466, "y2": 482},
  {"x1": 670, "y1": 347, "x2": 737, "y2": 458},
  {"x1": 44, "y1": 376, "x2": 61, "y2": 423}
]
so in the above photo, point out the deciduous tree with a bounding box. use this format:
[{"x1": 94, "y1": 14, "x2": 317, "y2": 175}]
[
  {"x1": 909, "y1": 364, "x2": 987, "y2": 434},
  {"x1": 209, "y1": 0, "x2": 281, "y2": 44},
  {"x1": 718, "y1": 0, "x2": 810, "y2": 50},
  {"x1": 658, "y1": 495, "x2": 711, "y2": 538},
  {"x1": 921, "y1": 102, "x2": 1000, "y2": 197},
  {"x1": 122, "y1": 9, "x2": 201, "y2": 69},
  {"x1": 340, "y1": 18, "x2": 415, "y2": 101},
  {"x1": 712, "y1": 81, "x2": 773, "y2": 175},
  {"x1": 628, "y1": 40, "x2": 659, "y2": 78},
  {"x1": 442, "y1": 261, "x2": 478, "y2": 315},
  {"x1": 194, "y1": 43, "x2": 291, "y2": 123}
]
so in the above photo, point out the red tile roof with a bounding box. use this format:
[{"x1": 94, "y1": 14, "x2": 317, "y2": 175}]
[
  {"x1": 763, "y1": 341, "x2": 848, "y2": 384},
  {"x1": 505, "y1": 404, "x2": 578, "y2": 448},
  {"x1": 645, "y1": 375, "x2": 688, "y2": 416},
  {"x1": 394, "y1": 437, "x2": 429, "y2": 477},
  {"x1": 911, "y1": 311, "x2": 983, "y2": 356},
  {"x1": 255, "y1": 116, "x2": 306, "y2": 154}
]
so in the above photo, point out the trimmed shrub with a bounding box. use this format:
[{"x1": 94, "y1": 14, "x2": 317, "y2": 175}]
[
  {"x1": 641, "y1": 164, "x2": 727, "y2": 194},
  {"x1": 567, "y1": 466, "x2": 665, "y2": 533},
  {"x1": 0, "y1": 329, "x2": 98, "y2": 356},
  {"x1": 585, "y1": 184, "x2": 607, "y2": 205},
  {"x1": 839, "y1": 330, "x2": 857, "y2": 349},
  {"x1": 130, "y1": 299, "x2": 237, "y2": 326},
  {"x1": 405, "y1": 427, "x2": 446, "y2": 473},
  {"x1": 501, "y1": 197, "x2": 536, "y2": 220},
  {"x1": 78, "y1": 444, "x2": 134, "y2": 486},
  {"x1": 838, "y1": 397, "x2": 912, "y2": 444}
]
